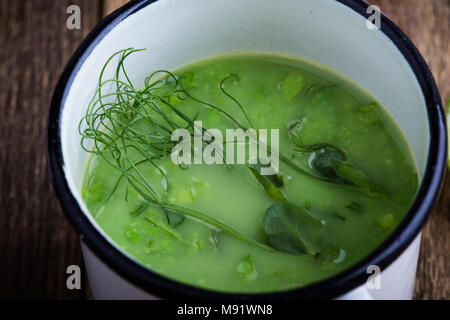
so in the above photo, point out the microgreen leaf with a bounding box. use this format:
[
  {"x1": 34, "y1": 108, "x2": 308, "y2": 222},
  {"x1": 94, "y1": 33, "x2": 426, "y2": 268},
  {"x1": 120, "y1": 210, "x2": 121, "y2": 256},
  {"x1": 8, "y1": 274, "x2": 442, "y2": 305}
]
[
  {"x1": 165, "y1": 211, "x2": 185, "y2": 227},
  {"x1": 79, "y1": 49, "x2": 358, "y2": 255},
  {"x1": 263, "y1": 202, "x2": 339, "y2": 260},
  {"x1": 287, "y1": 119, "x2": 384, "y2": 195}
]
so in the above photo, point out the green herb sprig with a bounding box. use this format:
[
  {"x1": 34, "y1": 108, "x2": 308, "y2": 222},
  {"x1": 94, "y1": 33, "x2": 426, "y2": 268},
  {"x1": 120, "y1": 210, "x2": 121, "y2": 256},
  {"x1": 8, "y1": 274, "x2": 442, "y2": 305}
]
[
  {"x1": 79, "y1": 48, "x2": 274, "y2": 253},
  {"x1": 79, "y1": 48, "x2": 359, "y2": 260}
]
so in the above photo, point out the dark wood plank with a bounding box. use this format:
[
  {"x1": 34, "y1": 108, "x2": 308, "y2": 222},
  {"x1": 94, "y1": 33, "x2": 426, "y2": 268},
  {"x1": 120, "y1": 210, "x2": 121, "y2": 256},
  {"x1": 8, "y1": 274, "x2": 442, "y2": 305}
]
[
  {"x1": 0, "y1": 0, "x2": 101, "y2": 299},
  {"x1": 103, "y1": 0, "x2": 128, "y2": 16}
]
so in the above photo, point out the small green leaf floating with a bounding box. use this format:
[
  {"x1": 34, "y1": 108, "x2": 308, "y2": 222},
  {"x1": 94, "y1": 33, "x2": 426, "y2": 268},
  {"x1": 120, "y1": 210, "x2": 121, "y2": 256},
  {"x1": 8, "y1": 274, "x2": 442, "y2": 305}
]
[
  {"x1": 165, "y1": 211, "x2": 185, "y2": 227},
  {"x1": 287, "y1": 119, "x2": 384, "y2": 196},
  {"x1": 263, "y1": 202, "x2": 340, "y2": 261}
]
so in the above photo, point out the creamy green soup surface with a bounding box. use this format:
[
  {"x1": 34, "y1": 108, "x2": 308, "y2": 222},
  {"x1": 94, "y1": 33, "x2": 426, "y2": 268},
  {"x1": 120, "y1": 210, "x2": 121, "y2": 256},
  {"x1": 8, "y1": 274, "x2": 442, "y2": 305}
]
[{"x1": 81, "y1": 52, "x2": 418, "y2": 293}]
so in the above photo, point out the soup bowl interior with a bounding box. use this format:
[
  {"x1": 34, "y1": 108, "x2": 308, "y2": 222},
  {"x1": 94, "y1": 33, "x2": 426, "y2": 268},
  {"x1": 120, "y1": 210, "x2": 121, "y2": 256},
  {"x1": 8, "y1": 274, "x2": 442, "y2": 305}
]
[{"x1": 53, "y1": 0, "x2": 440, "y2": 298}]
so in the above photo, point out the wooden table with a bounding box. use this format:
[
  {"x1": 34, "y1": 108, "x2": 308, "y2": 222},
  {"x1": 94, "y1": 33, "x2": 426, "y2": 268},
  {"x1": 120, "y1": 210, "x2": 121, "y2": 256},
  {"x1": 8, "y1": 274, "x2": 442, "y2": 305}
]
[{"x1": 0, "y1": 0, "x2": 448, "y2": 299}]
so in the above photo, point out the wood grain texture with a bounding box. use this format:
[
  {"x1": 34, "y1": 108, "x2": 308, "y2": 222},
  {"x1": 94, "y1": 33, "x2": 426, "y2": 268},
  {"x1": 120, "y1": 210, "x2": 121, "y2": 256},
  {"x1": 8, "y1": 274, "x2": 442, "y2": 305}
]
[
  {"x1": 0, "y1": 0, "x2": 102, "y2": 299},
  {"x1": 0, "y1": 0, "x2": 448, "y2": 299},
  {"x1": 103, "y1": 0, "x2": 129, "y2": 16}
]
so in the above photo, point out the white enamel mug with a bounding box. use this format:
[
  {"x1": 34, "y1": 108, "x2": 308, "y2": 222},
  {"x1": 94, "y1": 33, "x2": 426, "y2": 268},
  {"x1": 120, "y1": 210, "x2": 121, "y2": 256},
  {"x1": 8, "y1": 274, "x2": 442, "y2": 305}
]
[{"x1": 48, "y1": 0, "x2": 447, "y2": 300}]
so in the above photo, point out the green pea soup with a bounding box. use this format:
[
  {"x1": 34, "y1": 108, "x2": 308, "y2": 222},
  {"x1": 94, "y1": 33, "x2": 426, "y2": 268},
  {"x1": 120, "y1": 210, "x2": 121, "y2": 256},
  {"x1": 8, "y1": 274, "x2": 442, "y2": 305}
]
[{"x1": 81, "y1": 52, "x2": 418, "y2": 293}]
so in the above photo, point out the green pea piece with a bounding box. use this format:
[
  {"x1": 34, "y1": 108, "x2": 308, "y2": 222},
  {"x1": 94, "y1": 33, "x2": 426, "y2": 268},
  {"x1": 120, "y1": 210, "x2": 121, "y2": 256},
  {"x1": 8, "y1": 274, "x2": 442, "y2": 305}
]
[
  {"x1": 378, "y1": 214, "x2": 397, "y2": 231},
  {"x1": 357, "y1": 103, "x2": 381, "y2": 125},
  {"x1": 278, "y1": 71, "x2": 305, "y2": 101},
  {"x1": 237, "y1": 255, "x2": 258, "y2": 281},
  {"x1": 81, "y1": 183, "x2": 103, "y2": 204}
]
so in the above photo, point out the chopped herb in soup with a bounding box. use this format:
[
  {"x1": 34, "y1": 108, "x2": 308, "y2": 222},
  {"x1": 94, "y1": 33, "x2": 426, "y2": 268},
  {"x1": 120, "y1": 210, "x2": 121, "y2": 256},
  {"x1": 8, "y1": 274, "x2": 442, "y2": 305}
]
[{"x1": 80, "y1": 49, "x2": 418, "y2": 293}]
